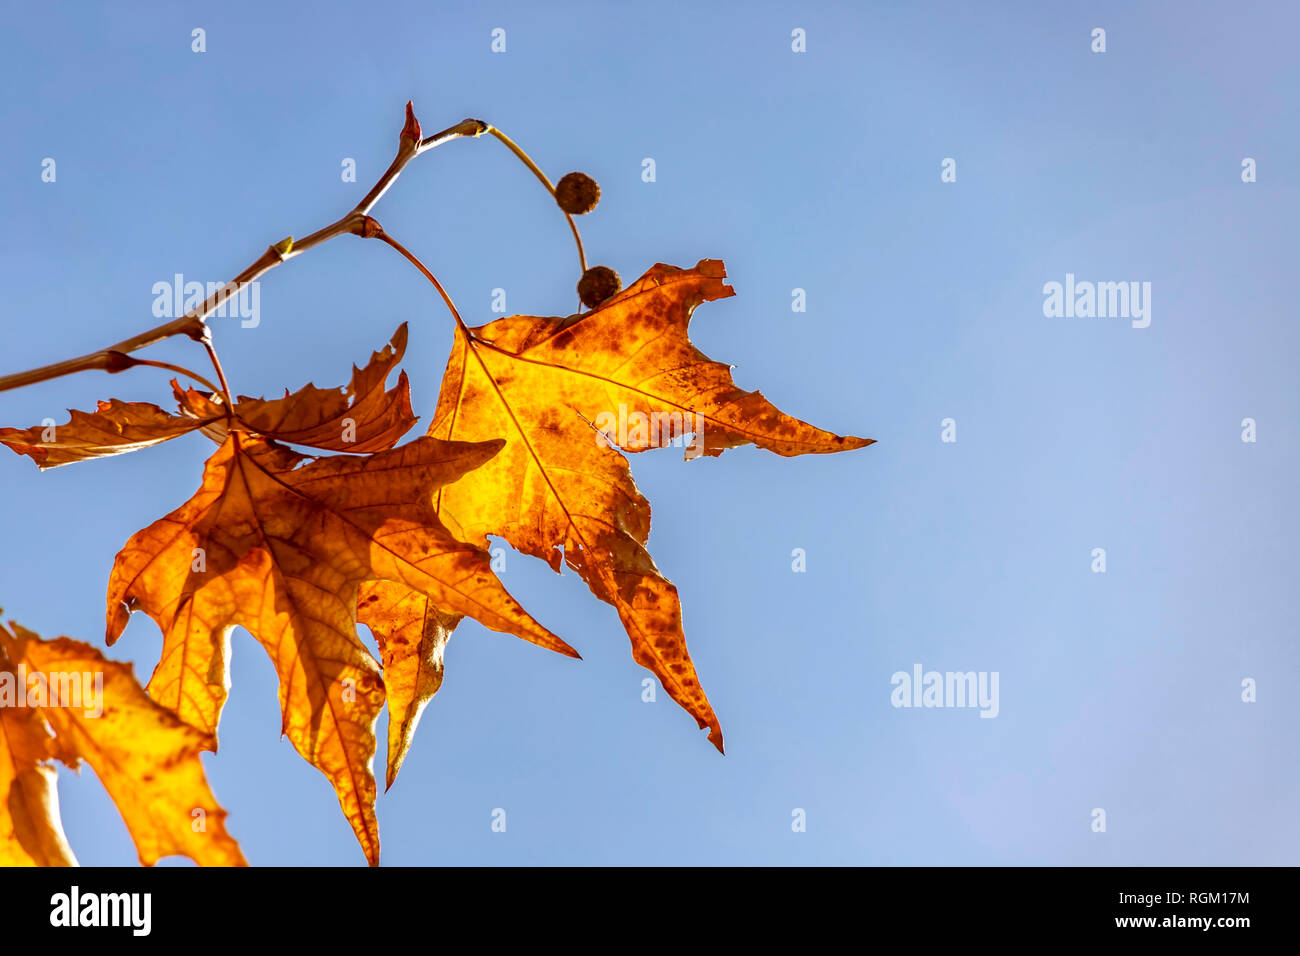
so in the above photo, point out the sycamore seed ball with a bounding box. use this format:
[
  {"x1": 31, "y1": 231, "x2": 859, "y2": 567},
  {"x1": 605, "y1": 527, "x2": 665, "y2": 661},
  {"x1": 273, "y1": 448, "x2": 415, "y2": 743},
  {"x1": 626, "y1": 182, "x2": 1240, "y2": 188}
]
[
  {"x1": 555, "y1": 172, "x2": 600, "y2": 215},
  {"x1": 577, "y1": 265, "x2": 621, "y2": 308}
]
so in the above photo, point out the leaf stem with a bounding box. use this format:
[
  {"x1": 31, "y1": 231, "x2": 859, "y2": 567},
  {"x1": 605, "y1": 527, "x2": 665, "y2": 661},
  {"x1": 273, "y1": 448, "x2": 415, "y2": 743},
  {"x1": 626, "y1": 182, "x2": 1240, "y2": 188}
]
[
  {"x1": 108, "y1": 355, "x2": 222, "y2": 395},
  {"x1": 200, "y1": 334, "x2": 236, "y2": 411},
  {"x1": 485, "y1": 126, "x2": 589, "y2": 275},
  {"x1": 365, "y1": 221, "x2": 473, "y2": 339}
]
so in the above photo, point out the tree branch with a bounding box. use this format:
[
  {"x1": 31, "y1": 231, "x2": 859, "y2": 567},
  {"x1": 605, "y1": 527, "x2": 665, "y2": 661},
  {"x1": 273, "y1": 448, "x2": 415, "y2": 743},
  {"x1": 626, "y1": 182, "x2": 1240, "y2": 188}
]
[{"x1": 0, "y1": 106, "x2": 487, "y2": 395}]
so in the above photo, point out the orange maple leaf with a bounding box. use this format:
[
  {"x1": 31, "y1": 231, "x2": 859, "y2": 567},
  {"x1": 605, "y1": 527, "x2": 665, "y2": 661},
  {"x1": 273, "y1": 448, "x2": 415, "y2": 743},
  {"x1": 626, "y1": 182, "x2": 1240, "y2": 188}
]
[
  {"x1": 173, "y1": 324, "x2": 419, "y2": 453},
  {"x1": 0, "y1": 399, "x2": 205, "y2": 468},
  {"x1": 422, "y1": 259, "x2": 872, "y2": 751},
  {"x1": 104, "y1": 434, "x2": 572, "y2": 865},
  {"x1": 0, "y1": 618, "x2": 245, "y2": 866}
]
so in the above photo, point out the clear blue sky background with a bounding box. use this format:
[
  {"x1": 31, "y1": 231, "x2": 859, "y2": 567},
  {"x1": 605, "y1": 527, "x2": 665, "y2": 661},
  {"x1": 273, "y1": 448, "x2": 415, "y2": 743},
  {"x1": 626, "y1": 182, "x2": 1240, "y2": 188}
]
[{"x1": 1, "y1": 1, "x2": 1297, "y2": 865}]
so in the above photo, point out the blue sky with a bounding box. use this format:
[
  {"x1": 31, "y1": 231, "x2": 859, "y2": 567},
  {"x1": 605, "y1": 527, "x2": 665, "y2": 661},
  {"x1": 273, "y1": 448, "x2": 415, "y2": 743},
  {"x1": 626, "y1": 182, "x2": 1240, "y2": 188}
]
[{"x1": 1, "y1": 0, "x2": 1297, "y2": 865}]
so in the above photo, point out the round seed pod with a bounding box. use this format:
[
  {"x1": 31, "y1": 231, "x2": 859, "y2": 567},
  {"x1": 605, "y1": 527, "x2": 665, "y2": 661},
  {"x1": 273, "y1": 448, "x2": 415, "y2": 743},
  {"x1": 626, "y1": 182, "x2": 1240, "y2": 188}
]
[
  {"x1": 555, "y1": 172, "x2": 600, "y2": 215},
  {"x1": 577, "y1": 265, "x2": 621, "y2": 308}
]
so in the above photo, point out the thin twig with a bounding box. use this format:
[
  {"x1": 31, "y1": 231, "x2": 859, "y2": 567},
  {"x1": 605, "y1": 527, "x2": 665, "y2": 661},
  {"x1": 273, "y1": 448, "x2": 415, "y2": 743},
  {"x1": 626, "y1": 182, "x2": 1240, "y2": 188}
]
[
  {"x1": 365, "y1": 221, "x2": 473, "y2": 338},
  {"x1": 0, "y1": 106, "x2": 487, "y2": 395},
  {"x1": 111, "y1": 355, "x2": 221, "y2": 395},
  {"x1": 200, "y1": 333, "x2": 235, "y2": 411},
  {"x1": 486, "y1": 126, "x2": 588, "y2": 275}
]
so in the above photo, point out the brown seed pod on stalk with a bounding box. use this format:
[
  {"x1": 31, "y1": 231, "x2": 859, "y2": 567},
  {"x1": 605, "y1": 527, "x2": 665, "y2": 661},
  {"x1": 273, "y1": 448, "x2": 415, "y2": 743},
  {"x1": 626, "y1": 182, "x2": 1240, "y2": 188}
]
[
  {"x1": 555, "y1": 172, "x2": 600, "y2": 215},
  {"x1": 577, "y1": 265, "x2": 621, "y2": 308}
]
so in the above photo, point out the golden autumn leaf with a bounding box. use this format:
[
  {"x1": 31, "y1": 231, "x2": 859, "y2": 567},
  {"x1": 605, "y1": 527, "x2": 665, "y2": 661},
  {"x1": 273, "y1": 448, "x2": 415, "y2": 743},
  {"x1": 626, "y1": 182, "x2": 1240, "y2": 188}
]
[
  {"x1": 0, "y1": 619, "x2": 245, "y2": 866},
  {"x1": 0, "y1": 636, "x2": 76, "y2": 866},
  {"x1": 0, "y1": 324, "x2": 417, "y2": 468},
  {"x1": 0, "y1": 400, "x2": 201, "y2": 469},
  {"x1": 424, "y1": 259, "x2": 871, "y2": 751},
  {"x1": 176, "y1": 324, "x2": 418, "y2": 453},
  {"x1": 106, "y1": 432, "x2": 575, "y2": 864}
]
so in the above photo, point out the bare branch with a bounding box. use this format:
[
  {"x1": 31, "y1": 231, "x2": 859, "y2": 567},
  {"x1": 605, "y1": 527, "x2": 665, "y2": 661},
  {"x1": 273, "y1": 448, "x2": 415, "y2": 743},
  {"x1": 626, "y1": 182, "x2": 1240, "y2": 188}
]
[{"x1": 0, "y1": 107, "x2": 486, "y2": 394}]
